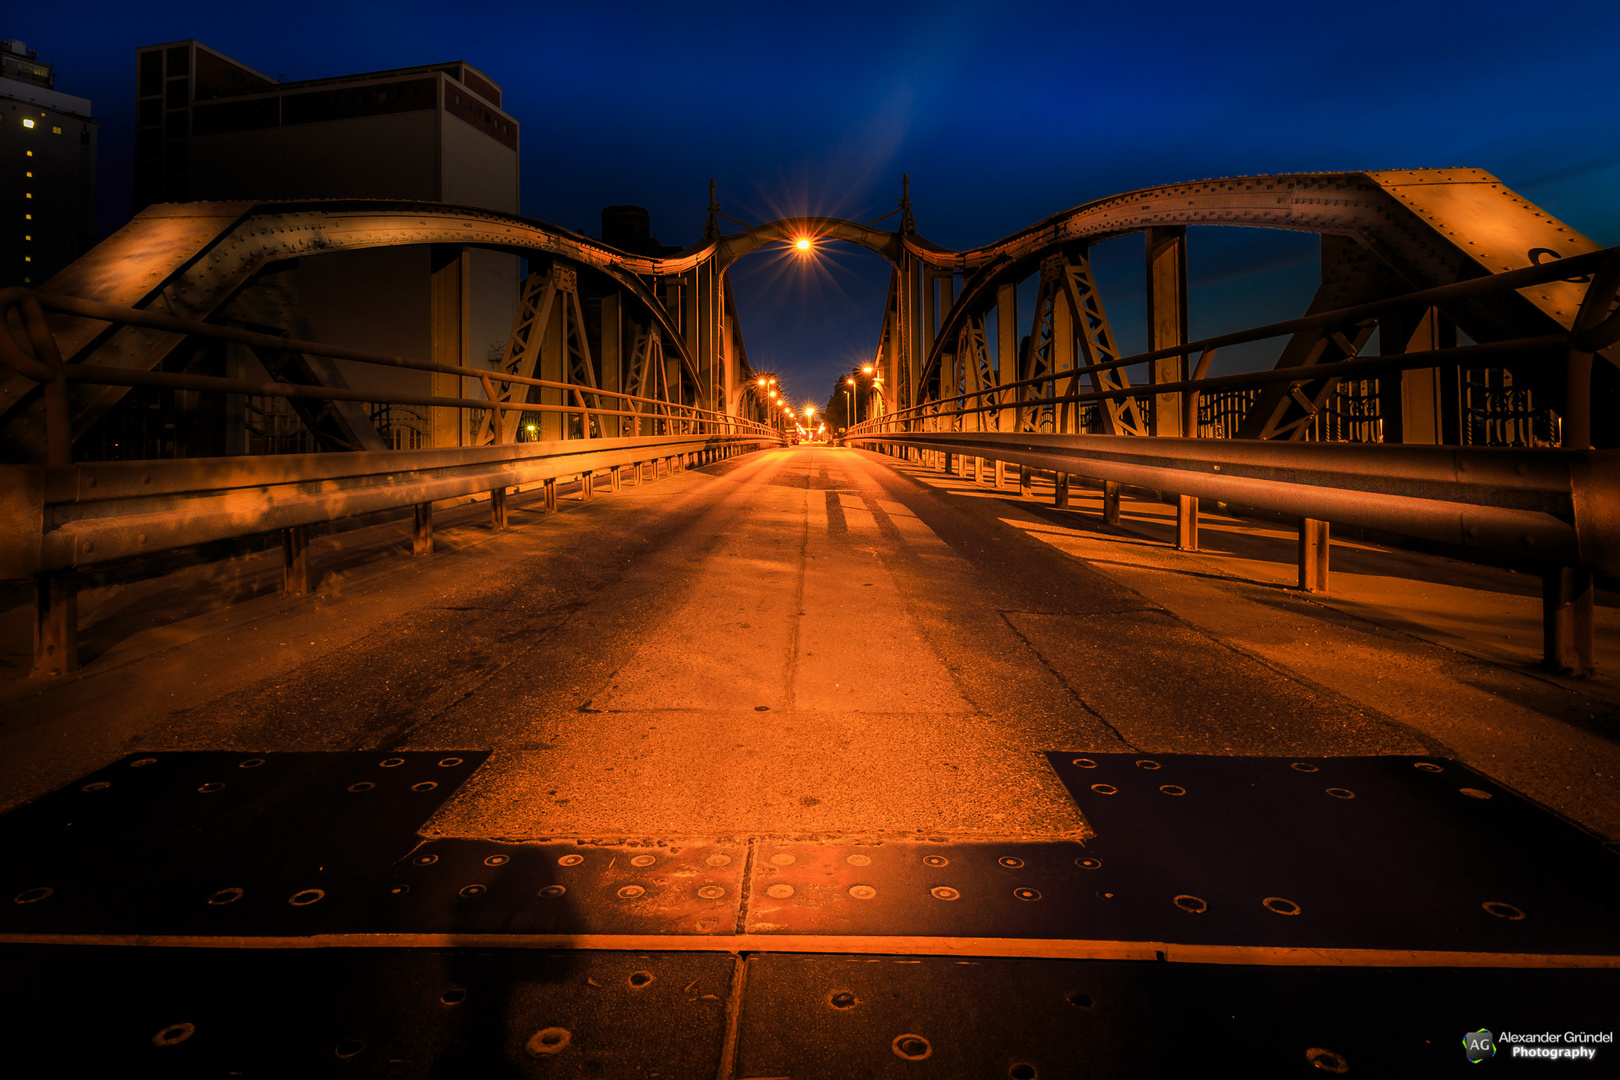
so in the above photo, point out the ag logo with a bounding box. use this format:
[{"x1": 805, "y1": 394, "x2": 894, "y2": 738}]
[{"x1": 1464, "y1": 1029, "x2": 1496, "y2": 1063}]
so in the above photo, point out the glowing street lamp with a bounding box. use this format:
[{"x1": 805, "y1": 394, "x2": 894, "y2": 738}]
[{"x1": 794, "y1": 237, "x2": 812, "y2": 252}]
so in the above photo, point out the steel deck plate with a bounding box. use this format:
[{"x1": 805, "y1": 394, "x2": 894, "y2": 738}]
[
  {"x1": 4, "y1": 945, "x2": 1614, "y2": 1077},
  {"x1": 1044, "y1": 752, "x2": 1620, "y2": 956},
  {"x1": 0, "y1": 751, "x2": 486, "y2": 935}
]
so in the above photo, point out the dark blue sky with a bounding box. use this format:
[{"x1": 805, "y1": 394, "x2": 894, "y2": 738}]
[{"x1": 18, "y1": 1, "x2": 1620, "y2": 407}]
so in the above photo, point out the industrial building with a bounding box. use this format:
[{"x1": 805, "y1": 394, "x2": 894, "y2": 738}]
[{"x1": 1, "y1": 38, "x2": 97, "y2": 289}]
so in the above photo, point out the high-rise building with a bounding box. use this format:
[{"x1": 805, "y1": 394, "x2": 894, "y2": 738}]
[
  {"x1": 1, "y1": 39, "x2": 97, "y2": 288},
  {"x1": 118, "y1": 41, "x2": 521, "y2": 454}
]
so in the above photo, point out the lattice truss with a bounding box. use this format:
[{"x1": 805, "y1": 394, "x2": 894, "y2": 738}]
[
  {"x1": 1020, "y1": 252, "x2": 1147, "y2": 436},
  {"x1": 478, "y1": 265, "x2": 676, "y2": 444}
]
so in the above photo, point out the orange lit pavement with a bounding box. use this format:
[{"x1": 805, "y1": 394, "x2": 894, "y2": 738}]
[{"x1": 4, "y1": 444, "x2": 1617, "y2": 842}]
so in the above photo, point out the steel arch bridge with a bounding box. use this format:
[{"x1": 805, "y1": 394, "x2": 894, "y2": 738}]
[{"x1": 6, "y1": 166, "x2": 1614, "y2": 464}]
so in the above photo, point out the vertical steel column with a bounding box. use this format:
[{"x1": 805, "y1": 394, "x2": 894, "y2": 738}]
[
  {"x1": 490, "y1": 488, "x2": 509, "y2": 528},
  {"x1": 580, "y1": 473, "x2": 594, "y2": 501},
  {"x1": 1019, "y1": 465, "x2": 1033, "y2": 497},
  {"x1": 31, "y1": 572, "x2": 77, "y2": 677},
  {"x1": 544, "y1": 478, "x2": 558, "y2": 512},
  {"x1": 1298, "y1": 518, "x2": 1330, "y2": 592},
  {"x1": 600, "y1": 293, "x2": 623, "y2": 436},
  {"x1": 995, "y1": 460, "x2": 1008, "y2": 490},
  {"x1": 283, "y1": 525, "x2": 311, "y2": 596},
  {"x1": 1145, "y1": 227, "x2": 1187, "y2": 438},
  {"x1": 995, "y1": 283, "x2": 1018, "y2": 433},
  {"x1": 1054, "y1": 474, "x2": 1070, "y2": 508},
  {"x1": 413, "y1": 503, "x2": 434, "y2": 556},
  {"x1": 1102, "y1": 481, "x2": 1121, "y2": 525},
  {"x1": 1543, "y1": 568, "x2": 1595, "y2": 675},
  {"x1": 429, "y1": 246, "x2": 471, "y2": 447}
]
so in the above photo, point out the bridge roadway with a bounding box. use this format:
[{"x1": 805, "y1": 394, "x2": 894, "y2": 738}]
[{"x1": 4, "y1": 443, "x2": 1618, "y2": 838}]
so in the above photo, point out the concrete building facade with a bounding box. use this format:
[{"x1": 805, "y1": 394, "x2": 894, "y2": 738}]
[
  {"x1": 1, "y1": 39, "x2": 97, "y2": 289},
  {"x1": 128, "y1": 41, "x2": 521, "y2": 451}
]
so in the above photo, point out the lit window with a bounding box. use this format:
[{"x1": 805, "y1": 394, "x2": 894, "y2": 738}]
[
  {"x1": 51, "y1": 126, "x2": 61, "y2": 134},
  {"x1": 22, "y1": 256, "x2": 28, "y2": 261},
  {"x1": 25, "y1": 150, "x2": 31, "y2": 156},
  {"x1": 22, "y1": 118, "x2": 33, "y2": 128},
  {"x1": 25, "y1": 171, "x2": 32, "y2": 177},
  {"x1": 24, "y1": 235, "x2": 30, "y2": 241},
  {"x1": 24, "y1": 213, "x2": 30, "y2": 219},
  {"x1": 24, "y1": 193, "x2": 30, "y2": 199}
]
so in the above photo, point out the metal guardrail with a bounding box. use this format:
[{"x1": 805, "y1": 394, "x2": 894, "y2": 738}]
[
  {"x1": 841, "y1": 430, "x2": 1620, "y2": 574},
  {"x1": 0, "y1": 433, "x2": 779, "y2": 580},
  {"x1": 0, "y1": 287, "x2": 790, "y2": 676},
  {"x1": 842, "y1": 248, "x2": 1620, "y2": 676}
]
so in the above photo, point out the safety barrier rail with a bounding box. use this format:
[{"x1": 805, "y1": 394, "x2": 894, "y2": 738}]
[
  {"x1": 0, "y1": 288, "x2": 788, "y2": 675},
  {"x1": 843, "y1": 248, "x2": 1620, "y2": 676}
]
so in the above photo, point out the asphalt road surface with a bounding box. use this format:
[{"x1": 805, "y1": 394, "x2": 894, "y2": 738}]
[{"x1": 6, "y1": 444, "x2": 1617, "y2": 843}]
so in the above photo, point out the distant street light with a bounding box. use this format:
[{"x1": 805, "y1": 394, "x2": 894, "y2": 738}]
[{"x1": 794, "y1": 237, "x2": 812, "y2": 252}]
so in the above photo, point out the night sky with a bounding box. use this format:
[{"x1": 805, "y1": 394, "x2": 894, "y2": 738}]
[{"x1": 14, "y1": 1, "x2": 1620, "y2": 409}]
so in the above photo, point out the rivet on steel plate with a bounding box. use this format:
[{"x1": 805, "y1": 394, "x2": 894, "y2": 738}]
[
  {"x1": 347, "y1": 781, "x2": 375, "y2": 793},
  {"x1": 829, "y1": 991, "x2": 858, "y2": 1009},
  {"x1": 1325, "y1": 787, "x2": 1355, "y2": 799},
  {"x1": 892, "y1": 1035, "x2": 932, "y2": 1061},
  {"x1": 438, "y1": 757, "x2": 463, "y2": 768},
  {"x1": 13, "y1": 886, "x2": 53, "y2": 904},
  {"x1": 848, "y1": 885, "x2": 877, "y2": 900},
  {"x1": 288, "y1": 888, "x2": 325, "y2": 906},
  {"x1": 557, "y1": 854, "x2": 584, "y2": 867},
  {"x1": 765, "y1": 884, "x2": 795, "y2": 899},
  {"x1": 484, "y1": 854, "x2": 509, "y2": 867},
  {"x1": 237, "y1": 758, "x2": 264, "y2": 769},
  {"x1": 81, "y1": 781, "x2": 110, "y2": 792},
  {"x1": 705, "y1": 854, "x2": 732, "y2": 867},
  {"x1": 1159, "y1": 785, "x2": 1186, "y2": 796},
  {"x1": 198, "y1": 782, "x2": 225, "y2": 793},
  {"x1": 697, "y1": 885, "x2": 725, "y2": 900},
  {"x1": 151, "y1": 1022, "x2": 195, "y2": 1048},
  {"x1": 1262, "y1": 896, "x2": 1301, "y2": 916},
  {"x1": 1305, "y1": 1048, "x2": 1349, "y2": 1075},
  {"x1": 207, "y1": 887, "x2": 244, "y2": 905},
  {"x1": 1173, "y1": 894, "x2": 1208, "y2": 914},
  {"x1": 1090, "y1": 784, "x2": 1118, "y2": 795},
  {"x1": 846, "y1": 854, "x2": 872, "y2": 866},
  {"x1": 1414, "y1": 762, "x2": 1443, "y2": 773},
  {"x1": 1014, "y1": 887, "x2": 1042, "y2": 901},
  {"x1": 922, "y1": 855, "x2": 949, "y2": 868},
  {"x1": 617, "y1": 885, "x2": 646, "y2": 899},
  {"x1": 414, "y1": 854, "x2": 439, "y2": 866},
  {"x1": 1134, "y1": 759, "x2": 1161, "y2": 770},
  {"x1": 131, "y1": 758, "x2": 158, "y2": 768},
  {"x1": 412, "y1": 781, "x2": 438, "y2": 792},
  {"x1": 999, "y1": 856, "x2": 1025, "y2": 868},
  {"x1": 770, "y1": 853, "x2": 796, "y2": 866},
  {"x1": 1071, "y1": 758, "x2": 1097, "y2": 768},
  {"x1": 378, "y1": 758, "x2": 405, "y2": 768},
  {"x1": 459, "y1": 884, "x2": 486, "y2": 898},
  {"x1": 539, "y1": 885, "x2": 566, "y2": 898},
  {"x1": 630, "y1": 854, "x2": 657, "y2": 867},
  {"x1": 1460, "y1": 788, "x2": 1493, "y2": 800},
  {"x1": 1077, "y1": 857, "x2": 1102, "y2": 870},
  {"x1": 1482, "y1": 900, "x2": 1526, "y2": 920},
  {"x1": 1290, "y1": 762, "x2": 1319, "y2": 773},
  {"x1": 930, "y1": 886, "x2": 960, "y2": 901},
  {"x1": 390, "y1": 885, "x2": 411, "y2": 896},
  {"x1": 526, "y1": 1028, "x2": 571, "y2": 1056}
]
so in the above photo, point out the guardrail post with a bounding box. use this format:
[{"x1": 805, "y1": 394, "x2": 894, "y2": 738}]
[
  {"x1": 611, "y1": 466, "x2": 622, "y2": 492},
  {"x1": 31, "y1": 571, "x2": 77, "y2": 677},
  {"x1": 283, "y1": 526, "x2": 311, "y2": 596},
  {"x1": 1054, "y1": 474, "x2": 1070, "y2": 508},
  {"x1": 1177, "y1": 494, "x2": 1198, "y2": 551},
  {"x1": 1019, "y1": 465, "x2": 1033, "y2": 497},
  {"x1": 1298, "y1": 518, "x2": 1329, "y2": 592},
  {"x1": 995, "y1": 460, "x2": 1008, "y2": 489},
  {"x1": 943, "y1": 452, "x2": 953, "y2": 474},
  {"x1": 1102, "y1": 481, "x2": 1121, "y2": 525},
  {"x1": 544, "y1": 478, "x2": 558, "y2": 512},
  {"x1": 581, "y1": 473, "x2": 594, "y2": 501},
  {"x1": 1543, "y1": 567, "x2": 1595, "y2": 675},
  {"x1": 973, "y1": 456, "x2": 983, "y2": 482},
  {"x1": 491, "y1": 487, "x2": 509, "y2": 527},
  {"x1": 413, "y1": 503, "x2": 434, "y2": 556}
]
